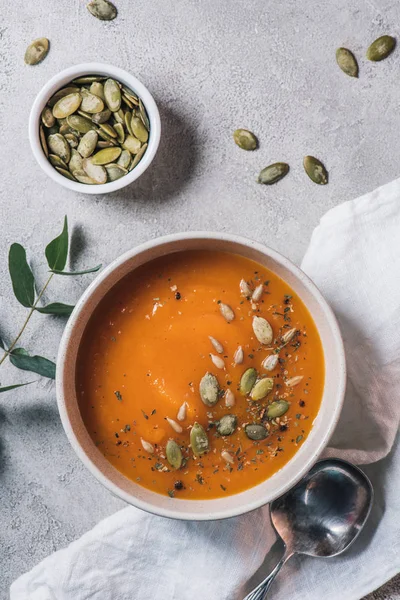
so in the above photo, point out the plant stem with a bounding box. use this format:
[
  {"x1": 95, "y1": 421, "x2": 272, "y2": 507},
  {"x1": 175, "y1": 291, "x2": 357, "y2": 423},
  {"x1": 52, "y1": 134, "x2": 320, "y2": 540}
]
[{"x1": 0, "y1": 273, "x2": 54, "y2": 367}]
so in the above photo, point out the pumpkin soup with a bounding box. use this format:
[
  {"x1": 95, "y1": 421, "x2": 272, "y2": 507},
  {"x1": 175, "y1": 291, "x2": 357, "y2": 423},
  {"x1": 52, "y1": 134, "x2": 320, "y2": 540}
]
[{"x1": 76, "y1": 250, "x2": 324, "y2": 500}]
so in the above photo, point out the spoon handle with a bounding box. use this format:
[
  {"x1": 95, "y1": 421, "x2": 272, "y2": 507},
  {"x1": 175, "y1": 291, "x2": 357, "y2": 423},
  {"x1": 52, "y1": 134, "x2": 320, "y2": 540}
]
[{"x1": 243, "y1": 547, "x2": 293, "y2": 600}]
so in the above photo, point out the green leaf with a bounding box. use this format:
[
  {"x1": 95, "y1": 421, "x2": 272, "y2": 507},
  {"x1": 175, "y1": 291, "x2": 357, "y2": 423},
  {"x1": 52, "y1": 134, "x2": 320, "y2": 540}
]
[
  {"x1": 10, "y1": 348, "x2": 56, "y2": 379},
  {"x1": 8, "y1": 243, "x2": 35, "y2": 307},
  {"x1": 0, "y1": 381, "x2": 36, "y2": 393},
  {"x1": 45, "y1": 216, "x2": 69, "y2": 271},
  {"x1": 50, "y1": 264, "x2": 102, "y2": 276},
  {"x1": 35, "y1": 302, "x2": 74, "y2": 316},
  {"x1": 0, "y1": 337, "x2": 4, "y2": 350}
]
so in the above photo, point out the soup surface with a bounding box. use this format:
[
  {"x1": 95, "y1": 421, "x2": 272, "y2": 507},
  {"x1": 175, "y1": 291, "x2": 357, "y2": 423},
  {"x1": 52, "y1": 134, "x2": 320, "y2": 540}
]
[{"x1": 76, "y1": 250, "x2": 324, "y2": 500}]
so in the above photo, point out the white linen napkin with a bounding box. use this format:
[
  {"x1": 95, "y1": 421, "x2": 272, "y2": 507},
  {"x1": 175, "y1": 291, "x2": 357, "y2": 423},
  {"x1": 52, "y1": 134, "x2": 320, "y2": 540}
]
[{"x1": 11, "y1": 180, "x2": 400, "y2": 600}]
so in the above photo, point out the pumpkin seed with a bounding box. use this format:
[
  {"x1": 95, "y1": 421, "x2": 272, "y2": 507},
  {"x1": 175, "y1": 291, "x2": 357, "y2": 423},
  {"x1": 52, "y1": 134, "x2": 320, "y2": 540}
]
[
  {"x1": 139, "y1": 99, "x2": 150, "y2": 130},
  {"x1": 225, "y1": 389, "x2": 235, "y2": 407},
  {"x1": 131, "y1": 116, "x2": 149, "y2": 142},
  {"x1": 245, "y1": 424, "x2": 268, "y2": 441},
  {"x1": 117, "y1": 149, "x2": 131, "y2": 168},
  {"x1": 210, "y1": 353, "x2": 225, "y2": 369},
  {"x1": 252, "y1": 284, "x2": 263, "y2": 302},
  {"x1": 336, "y1": 47, "x2": 359, "y2": 78},
  {"x1": 48, "y1": 133, "x2": 71, "y2": 163},
  {"x1": 252, "y1": 316, "x2": 273, "y2": 345},
  {"x1": 55, "y1": 167, "x2": 76, "y2": 181},
  {"x1": 177, "y1": 401, "x2": 188, "y2": 422},
  {"x1": 282, "y1": 328, "x2": 297, "y2": 344},
  {"x1": 199, "y1": 372, "x2": 219, "y2": 407},
  {"x1": 73, "y1": 169, "x2": 97, "y2": 184},
  {"x1": 24, "y1": 38, "x2": 49, "y2": 65},
  {"x1": 262, "y1": 354, "x2": 278, "y2": 372},
  {"x1": 209, "y1": 336, "x2": 223, "y2": 354},
  {"x1": 166, "y1": 417, "x2": 183, "y2": 433},
  {"x1": 64, "y1": 133, "x2": 79, "y2": 148},
  {"x1": 48, "y1": 86, "x2": 79, "y2": 107},
  {"x1": 69, "y1": 149, "x2": 84, "y2": 174},
  {"x1": 190, "y1": 422, "x2": 209, "y2": 456},
  {"x1": 90, "y1": 82, "x2": 105, "y2": 100},
  {"x1": 104, "y1": 78, "x2": 122, "y2": 111},
  {"x1": 72, "y1": 76, "x2": 107, "y2": 84},
  {"x1": 141, "y1": 438, "x2": 154, "y2": 454},
  {"x1": 240, "y1": 368, "x2": 257, "y2": 395},
  {"x1": 129, "y1": 143, "x2": 147, "y2": 170},
  {"x1": 48, "y1": 154, "x2": 68, "y2": 170},
  {"x1": 99, "y1": 122, "x2": 118, "y2": 138},
  {"x1": 233, "y1": 128, "x2": 258, "y2": 150},
  {"x1": 122, "y1": 85, "x2": 139, "y2": 101},
  {"x1": 123, "y1": 134, "x2": 141, "y2": 154},
  {"x1": 114, "y1": 108, "x2": 125, "y2": 124},
  {"x1": 52, "y1": 93, "x2": 82, "y2": 119},
  {"x1": 41, "y1": 106, "x2": 55, "y2": 128},
  {"x1": 233, "y1": 345, "x2": 244, "y2": 365},
  {"x1": 77, "y1": 130, "x2": 98, "y2": 158},
  {"x1": 250, "y1": 377, "x2": 274, "y2": 401},
  {"x1": 122, "y1": 94, "x2": 134, "y2": 109},
  {"x1": 240, "y1": 279, "x2": 252, "y2": 297},
  {"x1": 124, "y1": 111, "x2": 134, "y2": 135},
  {"x1": 105, "y1": 163, "x2": 128, "y2": 181},
  {"x1": 91, "y1": 147, "x2": 121, "y2": 165},
  {"x1": 67, "y1": 114, "x2": 95, "y2": 134},
  {"x1": 87, "y1": 0, "x2": 117, "y2": 20},
  {"x1": 221, "y1": 450, "x2": 235, "y2": 464},
  {"x1": 166, "y1": 439, "x2": 183, "y2": 469},
  {"x1": 219, "y1": 302, "x2": 235, "y2": 322},
  {"x1": 39, "y1": 125, "x2": 48, "y2": 157},
  {"x1": 258, "y1": 163, "x2": 289, "y2": 185},
  {"x1": 91, "y1": 109, "x2": 112, "y2": 124},
  {"x1": 80, "y1": 92, "x2": 104, "y2": 114},
  {"x1": 82, "y1": 158, "x2": 107, "y2": 184},
  {"x1": 97, "y1": 129, "x2": 118, "y2": 145},
  {"x1": 97, "y1": 141, "x2": 114, "y2": 148},
  {"x1": 114, "y1": 122, "x2": 125, "y2": 144},
  {"x1": 216, "y1": 414, "x2": 237, "y2": 436},
  {"x1": 366, "y1": 35, "x2": 396, "y2": 61},
  {"x1": 266, "y1": 400, "x2": 289, "y2": 419},
  {"x1": 303, "y1": 156, "x2": 328, "y2": 185},
  {"x1": 285, "y1": 375, "x2": 304, "y2": 387}
]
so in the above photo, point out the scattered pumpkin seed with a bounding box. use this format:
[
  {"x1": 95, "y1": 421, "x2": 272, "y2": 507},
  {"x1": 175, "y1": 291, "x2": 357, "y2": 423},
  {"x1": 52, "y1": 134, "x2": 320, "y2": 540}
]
[
  {"x1": 91, "y1": 147, "x2": 122, "y2": 165},
  {"x1": 199, "y1": 372, "x2": 220, "y2": 407},
  {"x1": 105, "y1": 163, "x2": 128, "y2": 181},
  {"x1": 24, "y1": 38, "x2": 49, "y2": 65},
  {"x1": 219, "y1": 302, "x2": 235, "y2": 322},
  {"x1": 303, "y1": 156, "x2": 328, "y2": 185},
  {"x1": 166, "y1": 439, "x2": 183, "y2": 469},
  {"x1": 87, "y1": 0, "x2": 117, "y2": 20},
  {"x1": 366, "y1": 35, "x2": 396, "y2": 61},
  {"x1": 250, "y1": 377, "x2": 274, "y2": 401},
  {"x1": 258, "y1": 163, "x2": 289, "y2": 185},
  {"x1": 336, "y1": 48, "x2": 359, "y2": 78},
  {"x1": 262, "y1": 354, "x2": 278, "y2": 372},
  {"x1": 252, "y1": 316, "x2": 273, "y2": 345},
  {"x1": 240, "y1": 367, "x2": 257, "y2": 395},
  {"x1": 266, "y1": 400, "x2": 289, "y2": 419},
  {"x1": 190, "y1": 422, "x2": 209, "y2": 456},
  {"x1": 233, "y1": 128, "x2": 258, "y2": 150},
  {"x1": 245, "y1": 424, "x2": 268, "y2": 441},
  {"x1": 216, "y1": 414, "x2": 237, "y2": 436}
]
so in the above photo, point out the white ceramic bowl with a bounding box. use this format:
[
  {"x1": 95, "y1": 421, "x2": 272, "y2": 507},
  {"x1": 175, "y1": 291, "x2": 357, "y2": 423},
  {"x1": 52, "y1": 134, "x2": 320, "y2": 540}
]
[
  {"x1": 56, "y1": 232, "x2": 346, "y2": 520},
  {"x1": 29, "y1": 62, "x2": 161, "y2": 194}
]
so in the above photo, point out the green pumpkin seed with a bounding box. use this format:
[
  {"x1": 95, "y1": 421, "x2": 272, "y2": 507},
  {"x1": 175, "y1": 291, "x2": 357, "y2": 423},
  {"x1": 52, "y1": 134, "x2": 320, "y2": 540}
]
[
  {"x1": 114, "y1": 122, "x2": 125, "y2": 144},
  {"x1": 87, "y1": 0, "x2": 118, "y2": 20},
  {"x1": 77, "y1": 109, "x2": 93, "y2": 120},
  {"x1": 216, "y1": 414, "x2": 237, "y2": 436},
  {"x1": 336, "y1": 48, "x2": 358, "y2": 78},
  {"x1": 104, "y1": 78, "x2": 121, "y2": 111},
  {"x1": 39, "y1": 125, "x2": 48, "y2": 157},
  {"x1": 55, "y1": 167, "x2": 76, "y2": 181},
  {"x1": 166, "y1": 439, "x2": 183, "y2": 469},
  {"x1": 245, "y1": 424, "x2": 268, "y2": 441},
  {"x1": 240, "y1": 368, "x2": 257, "y2": 395},
  {"x1": 123, "y1": 134, "x2": 141, "y2": 154},
  {"x1": 366, "y1": 35, "x2": 396, "y2": 61},
  {"x1": 266, "y1": 400, "x2": 290, "y2": 419},
  {"x1": 114, "y1": 108, "x2": 125, "y2": 124},
  {"x1": 41, "y1": 106, "x2": 55, "y2": 128},
  {"x1": 82, "y1": 158, "x2": 107, "y2": 184},
  {"x1": 131, "y1": 116, "x2": 149, "y2": 142},
  {"x1": 233, "y1": 129, "x2": 258, "y2": 150},
  {"x1": 69, "y1": 149, "x2": 84, "y2": 174},
  {"x1": 48, "y1": 154, "x2": 68, "y2": 170},
  {"x1": 122, "y1": 94, "x2": 134, "y2": 109},
  {"x1": 52, "y1": 93, "x2": 82, "y2": 119},
  {"x1": 91, "y1": 147, "x2": 121, "y2": 165},
  {"x1": 64, "y1": 133, "x2": 79, "y2": 148},
  {"x1": 48, "y1": 86, "x2": 80, "y2": 107},
  {"x1": 73, "y1": 169, "x2": 97, "y2": 184},
  {"x1": 67, "y1": 114, "x2": 95, "y2": 134},
  {"x1": 97, "y1": 140, "x2": 114, "y2": 149},
  {"x1": 124, "y1": 111, "x2": 134, "y2": 135},
  {"x1": 105, "y1": 163, "x2": 128, "y2": 181},
  {"x1": 123, "y1": 92, "x2": 139, "y2": 107},
  {"x1": 90, "y1": 82, "x2": 105, "y2": 100},
  {"x1": 303, "y1": 156, "x2": 328, "y2": 185},
  {"x1": 250, "y1": 377, "x2": 274, "y2": 401},
  {"x1": 129, "y1": 142, "x2": 147, "y2": 170},
  {"x1": 258, "y1": 163, "x2": 289, "y2": 185},
  {"x1": 24, "y1": 38, "x2": 49, "y2": 65},
  {"x1": 252, "y1": 316, "x2": 273, "y2": 345},
  {"x1": 117, "y1": 149, "x2": 131, "y2": 168},
  {"x1": 99, "y1": 122, "x2": 118, "y2": 138},
  {"x1": 199, "y1": 372, "x2": 220, "y2": 407},
  {"x1": 47, "y1": 133, "x2": 71, "y2": 163},
  {"x1": 139, "y1": 99, "x2": 150, "y2": 130},
  {"x1": 77, "y1": 130, "x2": 98, "y2": 158},
  {"x1": 190, "y1": 422, "x2": 209, "y2": 456},
  {"x1": 97, "y1": 129, "x2": 118, "y2": 145},
  {"x1": 72, "y1": 76, "x2": 107, "y2": 85},
  {"x1": 122, "y1": 85, "x2": 139, "y2": 102},
  {"x1": 80, "y1": 92, "x2": 104, "y2": 114},
  {"x1": 92, "y1": 109, "x2": 112, "y2": 124}
]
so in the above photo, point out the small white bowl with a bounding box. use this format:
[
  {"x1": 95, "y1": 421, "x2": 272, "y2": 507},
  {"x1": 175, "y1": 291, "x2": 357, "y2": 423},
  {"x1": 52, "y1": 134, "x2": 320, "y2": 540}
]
[
  {"x1": 29, "y1": 62, "x2": 161, "y2": 194},
  {"x1": 56, "y1": 232, "x2": 346, "y2": 520}
]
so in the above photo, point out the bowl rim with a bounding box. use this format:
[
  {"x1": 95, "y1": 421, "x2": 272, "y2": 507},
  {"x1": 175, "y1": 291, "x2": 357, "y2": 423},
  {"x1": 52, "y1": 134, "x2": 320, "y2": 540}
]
[
  {"x1": 28, "y1": 62, "x2": 161, "y2": 195},
  {"x1": 56, "y1": 231, "x2": 346, "y2": 520}
]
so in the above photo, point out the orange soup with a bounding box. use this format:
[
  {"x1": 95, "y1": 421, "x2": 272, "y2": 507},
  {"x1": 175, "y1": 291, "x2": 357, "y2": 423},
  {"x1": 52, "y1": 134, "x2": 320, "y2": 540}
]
[{"x1": 76, "y1": 251, "x2": 324, "y2": 500}]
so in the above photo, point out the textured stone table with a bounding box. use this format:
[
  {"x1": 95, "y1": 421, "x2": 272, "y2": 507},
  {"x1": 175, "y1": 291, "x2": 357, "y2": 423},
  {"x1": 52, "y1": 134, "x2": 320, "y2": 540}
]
[{"x1": 0, "y1": 0, "x2": 399, "y2": 597}]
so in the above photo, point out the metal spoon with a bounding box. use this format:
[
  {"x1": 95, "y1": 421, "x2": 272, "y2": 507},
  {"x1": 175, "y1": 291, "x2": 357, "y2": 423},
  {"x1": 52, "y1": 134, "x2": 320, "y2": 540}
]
[{"x1": 244, "y1": 458, "x2": 373, "y2": 600}]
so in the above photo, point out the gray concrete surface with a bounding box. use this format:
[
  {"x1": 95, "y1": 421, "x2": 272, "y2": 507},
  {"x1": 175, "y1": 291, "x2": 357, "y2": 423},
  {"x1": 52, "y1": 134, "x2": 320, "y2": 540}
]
[{"x1": 0, "y1": 0, "x2": 399, "y2": 597}]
